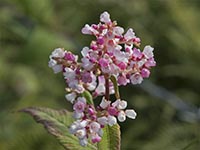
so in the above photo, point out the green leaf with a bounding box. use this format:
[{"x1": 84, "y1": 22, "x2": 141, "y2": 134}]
[
  {"x1": 20, "y1": 107, "x2": 97, "y2": 150},
  {"x1": 97, "y1": 124, "x2": 121, "y2": 150},
  {"x1": 81, "y1": 90, "x2": 94, "y2": 105}
]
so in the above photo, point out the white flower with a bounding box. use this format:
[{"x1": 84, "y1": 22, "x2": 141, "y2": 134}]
[
  {"x1": 81, "y1": 24, "x2": 93, "y2": 35},
  {"x1": 117, "y1": 111, "x2": 126, "y2": 122},
  {"x1": 125, "y1": 109, "x2": 137, "y2": 119},
  {"x1": 89, "y1": 122, "x2": 101, "y2": 133},
  {"x1": 118, "y1": 100, "x2": 127, "y2": 109},
  {"x1": 81, "y1": 47, "x2": 90, "y2": 57},
  {"x1": 124, "y1": 28, "x2": 136, "y2": 41},
  {"x1": 100, "y1": 97, "x2": 111, "y2": 109},
  {"x1": 95, "y1": 84, "x2": 105, "y2": 95},
  {"x1": 77, "y1": 97, "x2": 86, "y2": 103},
  {"x1": 65, "y1": 92, "x2": 76, "y2": 103},
  {"x1": 77, "y1": 85, "x2": 85, "y2": 93},
  {"x1": 113, "y1": 26, "x2": 124, "y2": 36},
  {"x1": 79, "y1": 120, "x2": 88, "y2": 128},
  {"x1": 75, "y1": 129, "x2": 86, "y2": 139},
  {"x1": 48, "y1": 48, "x2": 65, "y2": 73},
  {"x1": 86, "y1": 72, "x2": 97, "y2": 91},
  {"x1": 69, "y1": 124, "x2": 77, "y2": 134},
  {"x1": 97, "y1": 116, "x2": 108, "y2": 125},
  {"x1": 100, "y1": 11, "x2": 111, "y2": 23},
  {"x1": 63, "y1": 67, "x2": 76, "y2": 80},
  {"x1": 65, "y1": 92, "x2": 77, "y2": 103},
  {"x1": 48, "y1": 59, "x2": 57, "y2": 68},
  {"x1": 48, "y1": 59, "x2": 63, "y2": 73},
  {"x1": 107, "y1": 115, "x2": 117, "y2": 126},
  {"x1": 137, "y1": 59, "x2": 147, "y2": 68},
  {"x1": 98, "y1": 128, "x2": 103, "y2": 137},
  {"x1": 73, "y1": 111, "x2": 84, "y2": 119},
  {"x1": 81, "y1": 57, "x2": 94, "y2": 70},
  {"x1": 50, "y1": 48, "x2": 65, "y2": 58},
  {"x1": 79, "y1": 138, "x2": 88, "y2": 146},
  {"x1": 112, "y1": 99, "x2": 120, "y2": 107},
  {"x1": 130, "y1": 73, "x2": 143, "y2": 85},
  {"x1": 143, "y1": 45, "x2": 154, "y2": 59},
  {"x1": 112, "y1": 99, "x2": 127, "y2": 110},
  {"x1": 113, "y1": 50, "x2": 128, "y2": 63}
]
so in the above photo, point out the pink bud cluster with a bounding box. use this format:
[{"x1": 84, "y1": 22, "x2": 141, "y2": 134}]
[
  {"x1": 48, "y1": 11, "x2": 156, "y2": 146},
  {"x1": 81, "y1": 12, "x2": 156, "y2": 85}
]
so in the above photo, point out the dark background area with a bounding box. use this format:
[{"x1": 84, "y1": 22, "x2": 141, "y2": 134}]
[{"x1": 0, "y1": 0, "x2": 200, "y2": 149}]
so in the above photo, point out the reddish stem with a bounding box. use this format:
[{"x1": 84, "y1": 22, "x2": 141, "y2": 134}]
[{"x1": 105, "y1": 74, "x2": 110, "y2": 100}]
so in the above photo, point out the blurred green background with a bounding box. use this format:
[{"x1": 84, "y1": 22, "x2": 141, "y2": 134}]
[{"x1": 0, "y1": 0, "x2": 200, "y2": 149}]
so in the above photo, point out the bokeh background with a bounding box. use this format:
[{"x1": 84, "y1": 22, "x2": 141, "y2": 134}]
[{"x1": 0, "y1": 0, "x2": 200, "y2": 149}]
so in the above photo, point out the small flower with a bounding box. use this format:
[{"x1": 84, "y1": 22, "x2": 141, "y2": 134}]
[
  {"x1": 81, "y1": 57, "x2": 94, "y2": 70},
  {"x1": 145, "y1": 57, "x2": 156, "y2": 67},
  {"x1": 48, "y1": 48, "x2": 65, "y2": 73},
  {"x1": 48, "y1": 60, "x2": 63, "y2": 73},
  {"x1": 141, "y1": 68, "x2": 150, "y2": 78},
  {"x1": 81, "y1": 47, "x2": 90, "y2": 57},
  {"x1": 79, "y1": 138, "x2": 88, "y2": 146},
  {"x1": 113, "y1": 26, "x2": 124, "y2": 36},
  {"x1": 91, "y1": 134, "x2": 102, "y2": 143},
  {"x1": 124, "y1": 28, "x2": 136, "y2": 41},
  {"x1": 100, "y1": 11, "x2": 111, "y2": 23},
  {"x1": 81, "y1": 24, "x2": 93, "y2": 35},
  {"x1": 97, "y1": 116, "x2": 108, "y2": 125},
  {"x1": 65, "y1": 92, "x2": 77, "y2": 103},
  {"x1": 64, "y1": 52, "x2": 78, "y2": 62},
  {"x1": 63, "y1": 67, "x2": 76, "y2": 80},
  {"x1": 143, "y1": 45, "x2": 154, "y2": 59},
  {"x1": 117, "y1": 75, "x2": 129, "y2": 86},
  {"x1": 118, "y1": 100, "x2": 127, "y2": 110},
  {"x1": 75, "y1": 129, "x2": 86, "y2": 139},
  {"x1": 108, "y1": 106, "x2": 118, "y2": 116},
  {"x1": 73, "y1": 97, "x2": 86, "y2": 113},
  {"x1": 100, "y1": 97, "x2": 111, "y2": 109},
  {"x1": 89, "y1": 122, "x2": 101, "y2": 133},
  {"x1": 73, "y1": 111, "x2": 84, "y2": 119},
  {"x1": 86, "y1": 72, "x2": 97, "y2": 91},
  {"x1": 130, "y1": 73, "x2": 143, "y2": 85},
  {"x1": 117, "y1": 111, "x2": 126, "y2": 122},
  {"x1": 82, "y1": 72, "x2": 93, "y2": 83},
  {"x1": 107, "y1": 115, "x2": 117, "y2": 126},
  {"x1": 125, "y1": 109, "x2": 137, "y2": 119},
  {"x1": 133, "y1": 48, "x2": 143, "y2": 59},
  {"x1": 50, "y1": 48, "x2": 65, "y2": 58}
]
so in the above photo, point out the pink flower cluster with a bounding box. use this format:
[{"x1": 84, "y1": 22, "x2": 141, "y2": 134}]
[{"x1": 48, "y1": 11, "x2": 156, "y2": 146}]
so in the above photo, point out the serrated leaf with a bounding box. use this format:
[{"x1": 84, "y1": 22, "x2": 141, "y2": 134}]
[
  {"x1": 97, "y1": 124, "x2": 121, "y2": 150},
  {"x1": 20, "y1": 107, "x2": 97, "y2": 150}
]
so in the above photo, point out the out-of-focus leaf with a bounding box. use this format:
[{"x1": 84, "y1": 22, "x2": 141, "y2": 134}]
[{"x1": 20, "y1": 107, "x2": 97, "y2": 150}]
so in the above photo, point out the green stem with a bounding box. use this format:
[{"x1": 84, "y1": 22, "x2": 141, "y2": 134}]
[{"x1": 110, "y1": 75, "x2": 120, "y2": 100}]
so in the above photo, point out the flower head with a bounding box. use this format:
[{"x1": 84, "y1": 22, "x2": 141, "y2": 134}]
[{"x1": 49, "y1": 11, "x2": 156, "y2": 146}]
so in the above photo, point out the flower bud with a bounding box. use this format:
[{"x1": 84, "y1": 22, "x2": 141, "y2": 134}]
[
  {"x1": 125, "y1": 109, "x2": 137, "y2": 119},
  {"x1": 100, "y1": 97, "x2": 110, "y2": 109},
  {"x1": 107, "y1": 115, "x2": 117, "y2": 126},
  {"x1": 117, "y1": 111, "x2": 126, "y2": 122}
]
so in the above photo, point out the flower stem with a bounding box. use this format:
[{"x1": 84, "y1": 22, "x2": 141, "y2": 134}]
[
  {"x1": 110, "y1": 75, "x2": 120, "y2": 99},
  {"x1": 105, "y1": 74, "x2": 110, "y2": 100}
]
